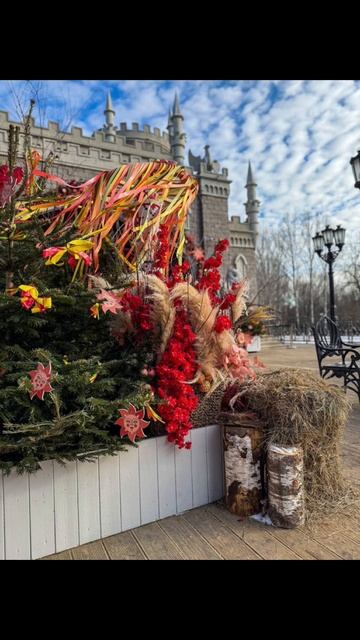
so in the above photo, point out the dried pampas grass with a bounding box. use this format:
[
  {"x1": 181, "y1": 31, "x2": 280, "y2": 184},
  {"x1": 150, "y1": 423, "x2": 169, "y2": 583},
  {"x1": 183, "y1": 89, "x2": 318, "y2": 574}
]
[
  {"x1": 144, "y1": 274, "x2": 176, "y2": 355},
  {"x1": 231, "y1": 279, "x2": 248, "y2": 324}
]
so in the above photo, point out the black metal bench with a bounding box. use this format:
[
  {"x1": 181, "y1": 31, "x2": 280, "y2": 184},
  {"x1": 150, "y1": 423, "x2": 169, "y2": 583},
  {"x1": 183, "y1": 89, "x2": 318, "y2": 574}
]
[{"x1": 312, "y1": 315, "x2": 360, "y2": 401}]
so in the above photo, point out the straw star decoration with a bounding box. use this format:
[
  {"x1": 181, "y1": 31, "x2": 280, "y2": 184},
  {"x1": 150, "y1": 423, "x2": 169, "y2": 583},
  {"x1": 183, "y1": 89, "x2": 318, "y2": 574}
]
[
  {"x1": 115, "y1": 403, "x2": 150, "y2": 443},
  {"x1": 29, "y1": 362, "x2": 53, "y2": 400}
]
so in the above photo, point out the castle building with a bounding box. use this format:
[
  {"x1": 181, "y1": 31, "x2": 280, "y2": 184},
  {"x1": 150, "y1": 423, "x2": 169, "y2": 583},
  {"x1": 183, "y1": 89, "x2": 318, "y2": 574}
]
[{"x1": 0, "y1": 91, "x2": 260, "y2": 294}]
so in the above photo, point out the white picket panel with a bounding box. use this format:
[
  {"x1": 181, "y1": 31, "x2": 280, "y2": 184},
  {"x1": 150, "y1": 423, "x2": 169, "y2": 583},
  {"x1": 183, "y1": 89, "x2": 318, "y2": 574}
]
[
  {"x1": 206, "y1": 425, "x2": 224, "y2": 502},
  {"x1": 119, "y1": 444, "x2": 141, "y2": 531},
  {"x1": 3, "y1": 473, "x2": 31, "y2": 560},
  {"x1": 0, "y1": 476, "x2": 4, "y2": 560},
  {"x1": 1, "y1": 425, "x2": 224, "y2": 559},
  {"x1": 156, "y1": 436, "x2": 176, "y2": 519},
  {"x1": 99, "y1": 454, "x2": 121, "y2": 538},
  {"x1": 191, "y1": 428, "x2": 209, "y2": 507},
  {"x1": 54, "y1": 461, "x2": 79, "y2": 553},
  {"x1": 77, "y1": 459, "x2": 101, "y2": 545},
  {"x1": 175, "y1": 432, "x2": 193, "y2": 513},
  {"x1": 139, "y1": 438, "x2": 159, "y2": 525},
  {"x1": 29, "y1": 460, "x2": 55, "y2": 559}
]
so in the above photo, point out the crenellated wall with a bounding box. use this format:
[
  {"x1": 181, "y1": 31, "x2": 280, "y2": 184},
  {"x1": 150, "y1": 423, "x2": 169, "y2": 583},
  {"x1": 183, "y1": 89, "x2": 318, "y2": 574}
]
[{"x1": 0, "y1": 108, "x2": 258, "y2": 296}]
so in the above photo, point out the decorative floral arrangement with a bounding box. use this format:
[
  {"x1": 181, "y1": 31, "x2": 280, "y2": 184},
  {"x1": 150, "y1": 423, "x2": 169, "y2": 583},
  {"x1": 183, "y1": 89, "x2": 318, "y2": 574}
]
[
  {"x1": 89, "y1": 231, "x2": 262, "y2": 449},
  {"x1": 1, "y1": 108, "x2": 263, "y2": 472}
]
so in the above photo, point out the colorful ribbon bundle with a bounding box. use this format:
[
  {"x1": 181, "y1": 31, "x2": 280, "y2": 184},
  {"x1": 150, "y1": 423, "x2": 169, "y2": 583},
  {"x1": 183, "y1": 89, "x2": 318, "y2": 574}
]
[{"x1": 16, "y1": 161, "x2": 199, "y2": 273}]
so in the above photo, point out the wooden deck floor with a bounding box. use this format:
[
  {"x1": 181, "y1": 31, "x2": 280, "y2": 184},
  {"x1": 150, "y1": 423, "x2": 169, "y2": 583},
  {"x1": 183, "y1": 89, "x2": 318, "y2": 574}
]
[{"x1": 43, "y1": 343, "x2": 360, "y2": 560}]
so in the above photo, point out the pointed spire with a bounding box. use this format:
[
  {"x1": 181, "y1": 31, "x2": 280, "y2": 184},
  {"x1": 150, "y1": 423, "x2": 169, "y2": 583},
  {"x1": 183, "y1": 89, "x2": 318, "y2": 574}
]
[
  {"x1": 105, "y1": 91, "x2": 115, "y2": 114},
  {"x1": 173, "y1": 91, "x2": 182, "y2": 117},
  {"x1": 167, "y1": 109, "x2": 173, "y2": 127},
  {"x1": 103, "y1": 90, "x2": 116, "y2": 141},
  {"x1": 170, "y1": 91, "x2": 185, "y2": 165},
  {"x1": 246, "y1": 161, "x2": 256, "y2": 186}
]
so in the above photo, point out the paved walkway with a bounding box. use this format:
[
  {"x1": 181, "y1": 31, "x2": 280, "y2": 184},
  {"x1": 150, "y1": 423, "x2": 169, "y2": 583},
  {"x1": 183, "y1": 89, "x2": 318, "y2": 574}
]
[{"x1": 43, "y1": 343, "x2": 360, "y2": 560}]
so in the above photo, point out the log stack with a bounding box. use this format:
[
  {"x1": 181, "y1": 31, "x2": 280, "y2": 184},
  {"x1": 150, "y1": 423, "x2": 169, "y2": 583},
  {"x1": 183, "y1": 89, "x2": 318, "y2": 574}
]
[
  {"x1": 267, "y1": 444, "x2": 305, "y2": 528},
  {"x1": 219, "y1": 411, "x2": 264, "y2": 518}
]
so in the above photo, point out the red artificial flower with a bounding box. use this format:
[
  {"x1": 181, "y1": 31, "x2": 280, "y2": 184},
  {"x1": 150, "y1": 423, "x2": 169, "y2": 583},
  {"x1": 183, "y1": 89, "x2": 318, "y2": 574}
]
[
  {"x1": 214, "y1": 315, "x2": 232, "y2": 333},
  {"x1": 153, "y1": 307, "x2": 198, "y2": 449},
  {"x1": 115, "y1": 403, "x2": 150, "y2": 443},
  {"x1": 215, "y1": 238, "x2": 229, "y2": 253},
  {"x1": 203, "y1": 253, "x2": 222, "y2": 270},
  {"x1": 219, "y1": 293, "x2": 236, "y2": 310},
  {"x1": 29, "y1": 362, "x2": 53, "y2": 400},
  {"x1": 13, "y1": 167, "x2": 24, "y2": 184},
  {"x1": 0, "y1": 165, "x2": 24, "y2": 207}
]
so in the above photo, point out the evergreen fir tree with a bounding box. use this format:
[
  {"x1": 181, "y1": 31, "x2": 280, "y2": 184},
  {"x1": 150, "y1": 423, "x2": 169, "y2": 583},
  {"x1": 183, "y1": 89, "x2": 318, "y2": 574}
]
[{"x1": 0, "y1": 103, "x2": 155, "y2": 473}]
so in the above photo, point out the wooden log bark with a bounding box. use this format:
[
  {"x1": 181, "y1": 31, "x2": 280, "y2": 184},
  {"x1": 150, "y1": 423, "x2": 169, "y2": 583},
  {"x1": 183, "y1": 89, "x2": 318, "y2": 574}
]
[
  {"x1": 267, "y1": 444, "x2": 305, "y2": 528},
  {"x1": 220, "y1": 413, "x2": 263, "y2": 518}
]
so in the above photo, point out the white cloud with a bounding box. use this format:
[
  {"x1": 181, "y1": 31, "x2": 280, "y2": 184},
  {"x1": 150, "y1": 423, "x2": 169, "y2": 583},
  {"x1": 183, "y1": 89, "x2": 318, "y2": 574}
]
[{"x1": 1, "y1": 79, "x2": 360, "y2": 237}]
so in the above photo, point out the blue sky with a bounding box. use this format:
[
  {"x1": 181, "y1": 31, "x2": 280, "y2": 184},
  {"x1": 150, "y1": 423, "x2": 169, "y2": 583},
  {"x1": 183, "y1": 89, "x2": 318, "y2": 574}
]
[{"x1": 1, "y1": 79, "x2": 360, "y2": 233}]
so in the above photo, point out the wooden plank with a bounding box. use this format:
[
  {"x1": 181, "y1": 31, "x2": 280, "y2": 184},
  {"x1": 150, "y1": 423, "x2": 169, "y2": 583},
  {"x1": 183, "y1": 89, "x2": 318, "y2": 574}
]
[
  {"x1": 29, "y1": 461, "x2": 56, "y2": 559},
  {"x1": 156, "y1": 437, "x2": 176, "y2": 519},
  {"x1": 77, "y1": 459, "x2": 100, "y2": 545},
  {"x1": 268, "y1": 527, "x2": 341, "y2": 560},
  {"x1": 0, "y1": 474, "x2": 4, "y2": 560},
  {"x1": 191, "y1": 428, "x2": 209, "y2": 507},
  {"x1": 3, "y1": 472, "x2": 31, "y2": 560},
  {"x1": 119, "y1": 445, "x2": 141, "y2": 531},
  {"x1": 184, "y1": 507, "x2": 260, "y2": 559},
  {"x1": 159, "y1": 515, "x2": 222, "y2": 560},
  {"x1": 175, "y1": 432, "x2": 193, "y2": 513},
  {"x1": 72, "y1": 540, "x2": 109, "y2": 560},
  {"x1": 206, "y1": 503, "x2": 302, "y2": 560},
  {"x1": 206, "y1": 425, "x2": 224, "y2": 503},
  {"x1": 309, "y1": 529, "x2": 360, "y2": 560},
  {"x1": 54, "y1": 461, "x2": 79, "y2": 553},
  {"x1": 41, "y1": 550, "x2": 73, "y2": 560},
  {"x1": 132, "y1": 522, "x2": 184, "y2": 559},
  {"x1": 99, "y1": 454, "x2": 121, "y2": 539},
  {"x1": 103, "y1": 531, "x2": 147, "y2": 560},
  {"x1": 138, "y1": 438, "x2": 159, "y2": 525}
]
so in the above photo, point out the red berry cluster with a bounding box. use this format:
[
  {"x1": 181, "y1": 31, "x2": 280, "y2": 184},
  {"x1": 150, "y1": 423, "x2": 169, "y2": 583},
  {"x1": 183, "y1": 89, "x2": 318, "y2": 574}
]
[
  {"x1": 155, "y1": 308, "x2": 198, "y2": 449},
  {"x1": 121, "y1": 291, "x2": 153, "y2": 333},
  {"x1": 197, "y1": 238, "x2": 229, "y2": 304}
]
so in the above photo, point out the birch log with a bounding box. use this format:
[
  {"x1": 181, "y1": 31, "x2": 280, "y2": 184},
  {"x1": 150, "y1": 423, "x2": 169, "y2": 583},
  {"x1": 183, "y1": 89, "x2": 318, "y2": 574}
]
[
  {"x1": 219, "y1": 412, "x2": 263, "y2": 518},
  {"x1": 267, "y1": 444, "x2": 305, "y2": 528}
]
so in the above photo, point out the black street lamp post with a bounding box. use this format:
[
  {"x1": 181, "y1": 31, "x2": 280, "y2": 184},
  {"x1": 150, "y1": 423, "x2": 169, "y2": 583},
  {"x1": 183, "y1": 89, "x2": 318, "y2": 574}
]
[
  {"x1": 312, "y1": 224, "x2": 346, "y2": 323},
  {"x1": 350, "y1": 150, "x2": 360, "y2": 189}
]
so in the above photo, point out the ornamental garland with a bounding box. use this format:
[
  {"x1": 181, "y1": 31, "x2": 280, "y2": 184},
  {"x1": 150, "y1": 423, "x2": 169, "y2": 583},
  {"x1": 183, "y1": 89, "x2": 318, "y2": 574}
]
[{"x1": 15, "y1": 161, "x2": 199, "y2": 274}]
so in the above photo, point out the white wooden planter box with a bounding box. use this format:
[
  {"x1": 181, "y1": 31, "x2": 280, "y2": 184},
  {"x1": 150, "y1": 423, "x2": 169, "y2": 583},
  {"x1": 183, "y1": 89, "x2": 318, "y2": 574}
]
[
  {"x1": 0, "y1": 424, "x2": 224, "y2": 560},
  {"x1": 247, "y1": 336, "x2": 261, "y2": 353}
]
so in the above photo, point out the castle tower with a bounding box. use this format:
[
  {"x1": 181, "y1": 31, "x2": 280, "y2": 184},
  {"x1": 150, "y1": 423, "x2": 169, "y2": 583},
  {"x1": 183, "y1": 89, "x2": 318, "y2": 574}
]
[
  {"x1": 167, "y1": 109, "x2": 174, "y2": 147},
  {"x1": 244, "y1": 161, "x2": 260, "y2": 244},
  {"x1": 170, "y1": 92, "x2": 186, "y2": 165},
  {"x1": 103, "y1": 91, "x2": 116, "y2": 143}
]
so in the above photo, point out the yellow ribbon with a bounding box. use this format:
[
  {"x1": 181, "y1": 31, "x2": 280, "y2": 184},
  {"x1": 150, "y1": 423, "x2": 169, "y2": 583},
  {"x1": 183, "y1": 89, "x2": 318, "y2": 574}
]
[{"x1": 145, "y1": 404, "x2": 165, "y2": 423}]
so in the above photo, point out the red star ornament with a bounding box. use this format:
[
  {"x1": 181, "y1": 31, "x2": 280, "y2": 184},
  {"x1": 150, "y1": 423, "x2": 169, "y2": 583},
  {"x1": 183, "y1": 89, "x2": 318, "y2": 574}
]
[
  {"x1": 29, "y1": 362, "x2": 53, "y2": 400},
  {"x1": 115, "y1": 403, "x2": 150, "y2": 443}
]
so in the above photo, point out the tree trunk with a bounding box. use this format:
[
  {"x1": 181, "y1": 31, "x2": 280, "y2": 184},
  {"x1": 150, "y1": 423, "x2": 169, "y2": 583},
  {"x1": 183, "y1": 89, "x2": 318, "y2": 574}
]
[
  {"x1": 219, "y1": 412, "x2": 264, "y2": 518},
  {"x1": 267, "y1": 444, "x2": 305, "y2": 528}
]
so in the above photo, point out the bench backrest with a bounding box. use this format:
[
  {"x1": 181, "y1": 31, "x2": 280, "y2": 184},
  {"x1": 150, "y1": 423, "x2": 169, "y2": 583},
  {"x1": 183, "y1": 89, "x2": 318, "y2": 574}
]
[{"x1": 314, "y1": 315, "x2": 341, "y2": 348}]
